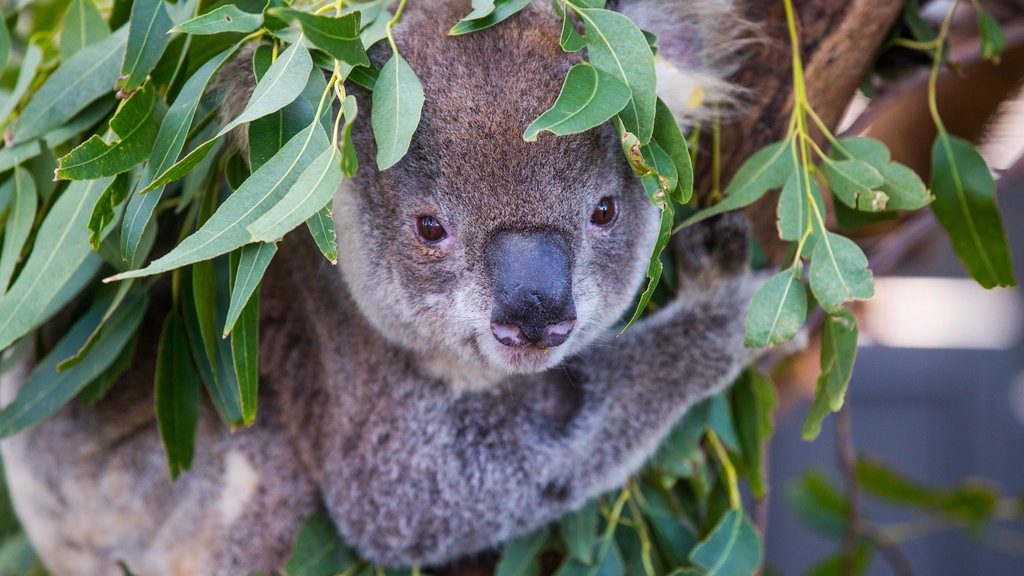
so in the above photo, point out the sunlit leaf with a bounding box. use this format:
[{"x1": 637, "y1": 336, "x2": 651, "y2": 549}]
[
  {"x1": 57, "y1": 83, "x2": 163, "y2": 179},
  {"x1": 247, "y1": 144, "x2": 342, "y2": 243},
  {"x1": 930, "y1": 132, "x2": 1015, "y2": 288},
  {"x1": 372, "y1": 52, "x2": 424, "y2": 170},
  {"x1": 570, "y1": 6, "x2": 656, "y2": 143},
  {"x1": 170, "y1": 4, "x2": 262, "y2": 35},
  {"x1": 218, "y1": 41, "x2": 313, "y2": 137},
  {"x1": 449, "y1": 0, "x2": 532, "y2": 35},
  {"x1": 524, "y1": 63, "x2": 631, "y2": 141},
  {"x1": 155, "y1": 311, "x2": 201, "y2": 480}
]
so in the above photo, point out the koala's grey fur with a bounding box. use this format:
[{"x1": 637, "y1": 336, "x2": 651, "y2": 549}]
[{"x1": 1, "y1": 1, "x2": 758, "y2": 574}]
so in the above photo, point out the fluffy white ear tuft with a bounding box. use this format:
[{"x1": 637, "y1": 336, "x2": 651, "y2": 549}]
[{"x1": 608, "y1": 0, "x2": 753, "y2": 128}]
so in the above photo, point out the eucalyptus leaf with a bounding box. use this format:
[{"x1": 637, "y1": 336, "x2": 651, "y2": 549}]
[
  {"x1": 88, "y1": 173, "x2": 131, "y2": 250},
  {"x1": 731, "y1": 370, "x2": 776, "y2": 499},
  {"x1": 620, "y1": 200, "x2": 672, "y2": 333},
  {"x1": 524, "y1": 63, "x2": 631, "y2": 141},
  {"x1": 570, "y1": 7, "x2": 657, "y2": 144},
  {"x1": 282, "y1": 511, "x2": 356, "y2": 576},
  {"x1": 229, "y1": 267, "x2": 259, "y2": 426},
  {"x1": 497, "y1": 526, "x2": 551, "y2": 576},
  {"x1": 0, "y1": 291, "x2": 146, "y2": 439},
  {"x1": 12, "y1": 26, "x2": 127, "y2": 143},
  {"x1": 306, "y1": 204, "x2": 339, "y2": 264},
  {"x1": 0, "y1": 141, "x2": 41, "y2": 175},
  {"x1": 929, "y1": 132, "x2": 1015, "y2": 288},
  {"x1": 155, "y1": 311, "x2": 201, "y2": 480},
  {"x1": 977, "y1": 10, "x2": 1005, "y2": 61},
  {"x1": 170, "y1": 4, "x2": 262, "y2": 35},
  {"x1": 0, "y1": 42, "x2": 42, "y2": 127},
  {"x1": 878, "y1": 162, "x2": 931, "y2": 211},
  {"x1": 784, "y1": 471, "x2": 847, "y2": 538},
  {"x1": 372, "y1": 52, "x2": 425, "y2": 170},
  {"x1": 687, "y1": 509, "x2": 761, "y2": 576},
  {"x1": 224, "y1": 242, "x2": 277, "y2": 337},
  {"x1": 0, "y1": 177, "x2": 113, "y2": 352},
  {"x1": 271, "y1": 9, "x2": 369, "y2": 67},
  {"x1": 449, "y1": 0, "x2": 533, "y2": 35},
  {"x1": 824, "y1": 158, "x2": 885, "y2": 211},
  {"x1": 57, "y1": 83, "x2": 164, "y2": 180},
  {"x1": 60, "y1": 0, "x2": 110, "y2": 60},
  {"x1": 119, "y1": 0, "x2": 174, "y2": 93},
  {"x1": 247, "y1": 144, "x2": 342, "y2": 244},
  {"x1": 808, "y1": 232, "x2": 873, "y2": 314},
  {"x1": 0, "y1": 9, "x2": 8, "y2": 72},
  {"x1": 123, "y1": 44, "x2": 241, "y2": 266},
  {"x1": 652, "y1": 98, "x2": 693, "y2": 203},
  {"x1": 560, "y1": 499, "x2": 599, "y2": 564},
  {"x1": 112, "y1": 122, "x2": 328, "y2": 280},
  {"x1": 218, "y1": 41, "x2": 313, "y2": 137},
  {"x1": 802, "y1": 310, "x2": 858, "y2": 440},
  {"x1": 777, "y1": 174, "x2": 807, "y2": 242},
  {"x1": 744, "y1": 266, "x2": 806, "y2": 348},
  {"x1": 0, "y1": 168, "x2": 37, "y2": 295}
]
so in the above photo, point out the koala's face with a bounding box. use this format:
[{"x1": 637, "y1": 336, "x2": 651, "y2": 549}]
[{"x1": 334, "y1": 4, "x2": 660, "y2": 389}]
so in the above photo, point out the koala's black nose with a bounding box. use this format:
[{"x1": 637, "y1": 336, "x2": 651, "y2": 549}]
[{"x1": 486, "y1": 230, "x2": 577, "y2": 348}]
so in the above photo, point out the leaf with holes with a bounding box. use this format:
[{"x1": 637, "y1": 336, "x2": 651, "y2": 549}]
[{"x1": 170, "y1": 4, "x2": 262, "y2": 35}]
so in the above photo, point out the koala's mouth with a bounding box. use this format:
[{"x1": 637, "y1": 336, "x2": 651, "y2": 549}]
[{"x1": 488, "y1": 338, "x2": 570, "y2": 374}]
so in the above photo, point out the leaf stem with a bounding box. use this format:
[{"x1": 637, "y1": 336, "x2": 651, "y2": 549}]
[
  {"x1": 928, "y1": 0, "x2": 960, "y2": 133},
  {"x1": 386, "y1": 0, "x2": 410, "y2": 55},
  {"x1": 707, "y1": 430, "x2": 740, "y2": 510}
]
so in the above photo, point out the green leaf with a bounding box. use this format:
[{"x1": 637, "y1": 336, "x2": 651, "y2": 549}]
[
  {"x1": 0, "y1": 42, "x2": 42, "y2": 127},
  {"x1": 271, "y1": 9, "x2": 369, "y2": 67},
  {"x1": 184, "y1": 258, "x2": 246, "y2": 429},
  {"x1": 61, "y1": 0, "x2": 110, "y2": 60},
  {"x1": 777, "y1": 174, "x2": 809, "y2": 242},
  {"x1": 808, "y1": 232, "x2": 873, "y2": 314},
  {"x1": 855, "y1": 456, "x2": 942, "y2": 508},
  {"x1": 524, "y1": 63, "x2": 631, "y2": 141},
  {"x1": 784, "y1": 471, "x2": 846, "y2": 538},
  {"x1": 170, "y1": 4, "x2": 263, "y2": 35},
  {"x1": 560, "y1": 499, "x2": 599, "y2": 564},
  {"x1": 651, "y1": 401, "x2": 708, "y2": 479},
  {"x1": 805, "y1": 543, "x2": 872, "y2": 576},
  {"x1": 620, "y1": 199, "x2": 672, "y2": 333},
  {"x1": 224, "y1": 242, "x2": 277, "y2": 337},
  {"x1": 731, "y1": 370, "x2": 776, "y2": 499},
  {"x1": 306, "y1": 203, "x2": 339, "y2": 264},
  {"x1": 372, "y1": 52, "x2": 425, "y2": 170},
  {"x1": 688, "y1": 510, "x2": 762, "y2": 576},
  {"x1": 930, "y1": 132, "x2": 1015, "y2": 288},
  {"x1": 681, "y1": 137, "x2": 794, "y2": 228},
  {"x1": 283, "y1": 511, "x2": 357, "y2": 576},
  {"x1": 56, "y1": 83, "x2": 163, "y2": 179},
  {"x1": 155, "y1": 311, "x2": 201, "y2": 480},
  {"x1": 554, "y1": 536, "x2": 623, "y2": 576},
  {"x1": 0, "y1": 9, "x2": 8, "y2": 73},
  {"x1": 824, "y1": 158, "x2": 885, "y2": 211},
  {"x1": 0, "y1": 177, "x2": 114, "y2": 352},
  {"x1": 119, "y1": 0, "x2": 174, "y2": 93},
  {"x1": 247, "y1": 144, "x2": 342, "y2": 243},
  {"x1": 248, "y1": 98, "x2": 314, "y2": 171},
  {"x1": 122, "y1": 43, "x2": 243, "y2": 267},
  {"x1": 834, "y1": 136, "x2": 889, "y2": 166},
  {"x1": 79, "y1": 333, "x2": 136, "y2": 406},
  {"x1": 12, "y1": 26, "x2": 127, "y2": 143},
  {"x1": 230, "y1": 254, "x2": 260, "y2": 426},
  {"x1": 977, "y1": 10, "x2": 1005, "y2": 61},
  {"x1": 219, "y1": 41, "x2": 314, "y2": 137},
  {"x1": 497, "y1": 526, "x2": 550, "y2": 576},
  {"x1": 0, "y1": 141, "x2": 41, "y2": 175},
  {"x1": 560, "y1": 9, "x2": 586, "y2": 52},
  {"x1": 55, "y1": 279, "x2": 136, "y2": 373},
  {"x1": 652, "y1": 98, "x2": 693, "y2": 203},
  {"x1": 111, "y1": 121, "x2": 328, "y2": 280},
  {"x1": 877, "y1": 162, "x2": 931, "y2": 211},
  {"x1": 0, "y1": 168, "x2": 37, "y2": 295},
  {"x1": 801, "y1": 310, "x2": 858, "y2": 440},
  {"x1": 745, "y1": 266, "x2": 806, "y2": 348},
  {"x1": 570, "y1": 7, "x2": 657, "y2": 144},
  {"x1": 0, "y1": 291, "x2": 146, "y2": 439},
  {"x1": 89, "y1": 172, "x2": 131, "y2": 250},
  {"x1": 449, "y1": 0, "x2": 532, "y2": 35}
]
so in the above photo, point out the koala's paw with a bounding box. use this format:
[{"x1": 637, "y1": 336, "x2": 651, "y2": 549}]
[{"x1": 673, "y1": 211, "x2": 751, "y2": 294}]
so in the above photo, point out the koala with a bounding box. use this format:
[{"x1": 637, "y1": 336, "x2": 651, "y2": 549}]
[{"x1": 0, "y1": 0, "x2": 757, "y2": 574}]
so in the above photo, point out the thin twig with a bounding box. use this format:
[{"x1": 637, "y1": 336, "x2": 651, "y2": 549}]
[
  {"x1": 834, "y1": 405, "x2": 860, "y2": 576},
  {"x1": 862, "y1": 524, "x2": 915, "y2": 576}
]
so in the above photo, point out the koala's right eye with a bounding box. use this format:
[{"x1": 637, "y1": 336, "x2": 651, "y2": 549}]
[{"x1": 416, "y1": 215, "x2": 448, "y2": 244}]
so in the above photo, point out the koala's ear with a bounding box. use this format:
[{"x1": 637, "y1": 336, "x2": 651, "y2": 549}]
[{"x1": 606, "y1": 0, "x2": 751, "y2": 125}]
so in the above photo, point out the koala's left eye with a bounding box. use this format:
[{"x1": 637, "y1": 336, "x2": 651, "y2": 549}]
[
  {"x1": 416, "y1": 215, "x2": 448, "y2": 244},
  {"x1": 590, "y1": 197, "x2": 618, "y2": 228}
]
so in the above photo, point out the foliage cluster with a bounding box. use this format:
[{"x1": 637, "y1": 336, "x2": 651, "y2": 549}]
[{"x1": 0, "y1": 0, "x2": 1018, "y2": 574}]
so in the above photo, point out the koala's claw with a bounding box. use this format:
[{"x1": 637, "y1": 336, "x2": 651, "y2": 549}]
[{"x1": 673, "y1": 211, "x2": 751, "y2": 287}]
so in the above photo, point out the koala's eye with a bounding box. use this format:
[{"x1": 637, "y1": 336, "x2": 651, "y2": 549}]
[
  {"x1": 416, "y1": 215, "x2": 448, "y2": 244},
  {"x1": 590, "y1": 197, "x2": 618, "y2": 228}
]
